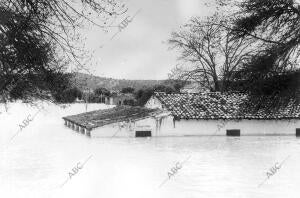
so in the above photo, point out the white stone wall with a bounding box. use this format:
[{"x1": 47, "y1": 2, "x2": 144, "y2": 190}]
[
  {"x1": 143, "y1": 96, "x2": 300, "y2": 136},
  {"x1": 90, "y1": 117, "x2": 155, "y2": 138},
  {"x1": 152, "y1": 116, "x2": 300, "y2": 136},
  {"x1": 145, "y1": 96, "x2": 163, "y2": 109},
  {"x1": 90, "y1": 115, "x2": 300, "y2": 137}
]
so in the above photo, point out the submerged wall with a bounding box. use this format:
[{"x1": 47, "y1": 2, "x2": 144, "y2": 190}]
[
  {"x1": 142, "y1": 96, "x2": 300, "y2": 136},
  {"x1": 153, "y1": 116, "x2": 300, "y2": 136},
  {"x1": 90, "y1": 117, "x2": 154, "y2": 138},
  {"x1": 90, "y1": 114, "x2": 300, "y2": 137}
]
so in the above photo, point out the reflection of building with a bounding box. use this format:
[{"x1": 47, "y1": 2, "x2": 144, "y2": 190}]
[
  {"x1": 63, "y1": 92, "x2": 300, "y2": 138},
  {"x1": 105, "y1": 93, "x2": 135, "y2": 106}
]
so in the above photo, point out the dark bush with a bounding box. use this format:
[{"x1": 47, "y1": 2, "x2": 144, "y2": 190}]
[
  {"x1": 94, "y1": 87, "x2": 110, "y2": 97},
  {"x1": 135, "y1": 88, "x2": 154, "y2": 106},
  {"x1": 123, "y1": 99, "x2": 135, "y2": 106},
  {"x1": 121, "y1": 87, "x2": 135, "y2": 94},
  {"x1": 54, "y1": 87, "x2": 82, "y2": 103}
]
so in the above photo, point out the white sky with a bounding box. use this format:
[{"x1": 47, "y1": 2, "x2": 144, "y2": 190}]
[{"x1": 82, "y1": 0, "x2": 216, "y2": 80}]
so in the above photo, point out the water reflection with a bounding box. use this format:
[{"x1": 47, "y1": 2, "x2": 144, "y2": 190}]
[{"x1": 1, "y1": 125, "x2": 300, "y2": 198}]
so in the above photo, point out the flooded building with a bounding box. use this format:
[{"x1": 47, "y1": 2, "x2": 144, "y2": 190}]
[
  {"x1": 145, "y1": 92, "x2": 300, "y2": 136},
  {"x1": 63, "y1": 92, "x2": 300, "y2": 137},
  {"x1": 62, "y1": 106, "x2": 164, "y2": 137}
]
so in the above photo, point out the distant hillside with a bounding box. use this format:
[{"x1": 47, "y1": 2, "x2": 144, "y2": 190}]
[{"x1": 71, "y1": 72, "x2": 167, "y2": 91}]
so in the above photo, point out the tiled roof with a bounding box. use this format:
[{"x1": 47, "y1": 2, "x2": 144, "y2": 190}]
[
  {"x1": 153, "y1": 92, "x2": 300, "y2": 120},
  {"x1": 63, "y1": 106, "x2": 162, "y2": 129}
]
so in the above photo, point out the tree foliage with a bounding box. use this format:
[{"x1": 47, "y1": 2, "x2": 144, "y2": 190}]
[
  {"x1": 0, "y1": 0, "x2": 127, "y2": 102},
  {"x1": 134, "y1": 84, "x2": 177, "y2": 106},
  {"x1": 121, "y1": 87, "x2": 135, "y2": 94},
  {"x1": 135, "y1": 88, "x2": 154, "y2": 106},
  {"x1": 53, "y1": 87, "x2": 83, "y2": 103},
  {"x1": 94, "y1": 87, "x2": 110, "y2": 96},
  {"x1": 230, "y1": 0, "x2": 300, "y2": 99}
]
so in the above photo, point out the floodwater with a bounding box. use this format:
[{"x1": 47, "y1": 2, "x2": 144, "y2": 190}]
[{"x1": 1, "y1": 102, "x2": 300, "y2": 198}]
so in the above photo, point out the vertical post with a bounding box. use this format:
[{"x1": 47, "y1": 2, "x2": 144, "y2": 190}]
[
  {"x1": 85, "y1": 128, "x2": 91, "y2": 137},
  {"x1": 296, "y1": 128, "x2": 300, "y2": 137}
]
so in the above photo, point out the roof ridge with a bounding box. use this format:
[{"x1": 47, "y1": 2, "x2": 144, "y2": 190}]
[
  {"x1": 152, "y1": 91, "x2": 300, "y2": 120},
  {"x1": 63, "y1": 106, "x2": 163, "y2": 129},
  {"x1": 154, "y1": 91, "x2": 246, "y2": 96}
]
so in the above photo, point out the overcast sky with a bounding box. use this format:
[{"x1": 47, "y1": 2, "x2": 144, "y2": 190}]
[{"x1": 82, "y1": 0, "x2": 216, "y2": 80}]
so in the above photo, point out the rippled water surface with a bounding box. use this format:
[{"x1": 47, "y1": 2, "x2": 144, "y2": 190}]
[{"x1": 1, "y1": 103, "x2": 300, "y2": 198}]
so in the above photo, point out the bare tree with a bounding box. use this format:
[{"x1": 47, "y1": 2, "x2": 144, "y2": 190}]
[{"x1": 168, "y1": 15, "x2": 254, "y2": 92}]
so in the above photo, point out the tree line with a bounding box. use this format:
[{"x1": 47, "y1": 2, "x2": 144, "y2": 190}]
[
  {"x1": 1, "y1": 0, "x2": 300, "y2": 110},
  {"x1": 169, "y1": 0, "x2": 300, "y2": 108},
  {"x1": 54, "y1": 81, "x2": 184, "y2": 105}
]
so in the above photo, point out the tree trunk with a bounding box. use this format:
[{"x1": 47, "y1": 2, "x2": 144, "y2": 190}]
[{"x1": 213, "y1": 76, "x2": 221, "y2": 92}]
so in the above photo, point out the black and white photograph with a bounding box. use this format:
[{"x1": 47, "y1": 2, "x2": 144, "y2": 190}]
[{"x1": 1, "y1": 0, "x2": 300, "y2": 197}]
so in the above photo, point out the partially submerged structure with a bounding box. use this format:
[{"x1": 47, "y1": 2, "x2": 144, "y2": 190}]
[
  {"x1": 145, "y1": 92, "x2": 300, "y2": 136},
  {"x1": 62, "y1": 106, "x2": 165, "y2": 137},
  {"x1": 63, "y1": 92, "x2": 300, "y2": 137}
]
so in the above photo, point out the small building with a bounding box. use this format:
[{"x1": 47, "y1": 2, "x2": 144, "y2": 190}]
[
  {"x1": 62, "y1": 106, "x2": 165, "y2": 137},
  {"x1": 63, "y1": 92, "x2": 300, "y2": 137},
  {"x1": 105, "y1": 93, "x2": 135, "y2": 106}
]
